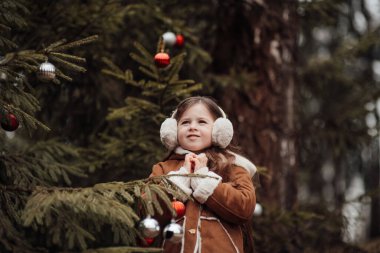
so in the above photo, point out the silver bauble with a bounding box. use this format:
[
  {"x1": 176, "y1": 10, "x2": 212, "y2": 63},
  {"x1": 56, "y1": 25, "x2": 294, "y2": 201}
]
[
  {"x1": 253, "y1": 203, "x2": 263, "y2": 216},
  {"x1": 138, "y1": 216, "x2": 160, "y2": 238},
  {"x1": 163, "y1": 220, "x2": 183, "y2": 243},
  {"x1": 37, "y1": 62, "x2": 56, "y2": 82},
  {"x1": 162, "y1": 31, "x2": 176, "y2": 47}
]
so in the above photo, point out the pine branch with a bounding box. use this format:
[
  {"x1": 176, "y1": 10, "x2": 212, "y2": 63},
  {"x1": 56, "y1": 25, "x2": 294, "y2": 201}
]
[
  {"x1": 20, "y1": 176, "x2": 191, "y2": 250},
  {"x1": 0, "y1": 210, "x2": 45, "y2": 253},
  {"x1": 48, "y1": 35, "x2": 99, "y2": 52},
  {"x1": 50, "y1": 52, "x2": 86, "y2": 63},
  {"x1": 49, "y1": 55, "x2": 87, "y2": 73}
]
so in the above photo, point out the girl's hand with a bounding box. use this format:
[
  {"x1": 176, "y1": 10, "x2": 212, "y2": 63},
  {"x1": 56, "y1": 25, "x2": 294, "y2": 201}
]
[
  {"x1": 193, "y1": 153, "x2": 208, "y2": 172},
  {"x1": 183, "y1": 153, "x2": 197, "y2": 172}
]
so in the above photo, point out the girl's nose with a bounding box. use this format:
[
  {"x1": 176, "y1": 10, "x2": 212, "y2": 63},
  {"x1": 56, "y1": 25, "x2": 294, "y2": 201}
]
[{"x1": 189, "y1": 122, "x2": 197, "y2": 129}]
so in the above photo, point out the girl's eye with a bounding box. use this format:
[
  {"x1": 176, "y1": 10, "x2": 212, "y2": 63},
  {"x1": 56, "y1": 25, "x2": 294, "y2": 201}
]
[
  {"x1": 181, "y1": 121, "x2": 189, "y2": 125},
  {"x1": 199, "y1": 120, "x2": 207, "y2": 124}
]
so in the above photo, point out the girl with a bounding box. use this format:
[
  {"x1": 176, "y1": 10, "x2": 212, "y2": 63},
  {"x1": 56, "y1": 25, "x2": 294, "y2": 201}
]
[{"x1": 150, "y1": 96, "x2": 256, "y2": 253}]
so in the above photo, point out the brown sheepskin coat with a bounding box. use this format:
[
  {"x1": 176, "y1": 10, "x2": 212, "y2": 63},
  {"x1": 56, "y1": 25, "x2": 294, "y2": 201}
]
[{"x1": 150, "y1": 154, "x2": 256, "y2": 253}]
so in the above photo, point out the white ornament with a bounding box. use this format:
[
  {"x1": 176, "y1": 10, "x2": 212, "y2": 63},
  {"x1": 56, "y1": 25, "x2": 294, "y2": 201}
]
[
  {"x1": 253, "y1": 203, "x2": 263, "y2": 216},
  {"x1": 138, "y1": 216, "x2": 160, "y2": 238},
  {"x1": 162, "y1": 32, "x2": 177, "y2": 47},
  {"x1": 163, "y1": 219, "x2": 183, "y2": 243},
  {"x1": 5, "y1": 131, "x2": 15, "y2": 139},
  {"x1": 0, "y1": 72, "x2": 7, "y2": 80},
  {"x1": 37, "y1": 61, "x2": 56, "y2": 82}
]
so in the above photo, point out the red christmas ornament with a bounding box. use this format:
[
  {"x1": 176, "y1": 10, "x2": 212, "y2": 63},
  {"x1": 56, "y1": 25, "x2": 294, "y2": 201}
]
[
  {"x1": 175, "y1": 34, "x2": 185, "y2": 48},
  {"x1": 154, "y1": 52, "x2": 170, "y2": 68},
  {"x1": 144, "y1": 237, "x2": 154, "y2": 246},
  {"x1": 172, "y1": 200, "x2": 186, "y2": 218},
  {"x1": 1, "y1": 112, "x2": 19, "y2": 132}
]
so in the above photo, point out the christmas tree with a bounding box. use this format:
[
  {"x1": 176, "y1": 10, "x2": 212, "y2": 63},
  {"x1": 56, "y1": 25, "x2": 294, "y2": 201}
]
[{"x1": 0, "y1": 1, "x2": 204, "y2": 252}]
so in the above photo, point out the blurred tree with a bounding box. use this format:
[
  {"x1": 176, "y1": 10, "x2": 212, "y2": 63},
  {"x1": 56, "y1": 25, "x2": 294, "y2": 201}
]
[
  {"x1": 195, "y1": 0, "x2": 299, "y2": 210},
  {"x1": 297, "y1": 0, "x2": 380, "y2": 241}
]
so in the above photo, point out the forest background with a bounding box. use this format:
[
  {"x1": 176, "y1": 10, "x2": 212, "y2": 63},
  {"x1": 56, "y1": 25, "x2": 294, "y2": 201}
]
[{"x1": 1, "y1": 0, "x2": 380, "y2": 252}]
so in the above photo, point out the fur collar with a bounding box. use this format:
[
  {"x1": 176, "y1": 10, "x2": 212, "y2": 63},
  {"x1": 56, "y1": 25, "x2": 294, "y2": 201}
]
[{"x1": 174, "y1": 147, "x2": 257, "y2": 177}]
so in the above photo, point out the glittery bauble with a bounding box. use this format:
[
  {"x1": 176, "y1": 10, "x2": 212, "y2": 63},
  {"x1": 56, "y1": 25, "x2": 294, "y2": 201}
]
[
  {"x1": 37, "y1": 62, "x2": 56, "y2": 82},
  {"x1": 175, "y1": 34, "x2": 185, "y2": 48},
  {"x1": 172, "y1": 200, "x2": 186, "y2": 218},
  {"x1": 163, "y1": 220, "x2": 183, "y2": 243},
  {"x1": 162, "y1": 31, "x2": 176, "y2": 47},
  {"x1": 1, "y1": 112, "x2": 19, "y2": 131},
  {"x1": 138, "y1": 216, "x2": 160, "y2": 238},
  {"x1": 154, "y1": 52, "x2": 170, "y2": 68}
]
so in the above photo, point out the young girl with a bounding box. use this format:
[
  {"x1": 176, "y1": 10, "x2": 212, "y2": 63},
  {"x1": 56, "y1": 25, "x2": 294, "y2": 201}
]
[{"x1": 150, "y1": 96, "x2": 256, "y2": 253}]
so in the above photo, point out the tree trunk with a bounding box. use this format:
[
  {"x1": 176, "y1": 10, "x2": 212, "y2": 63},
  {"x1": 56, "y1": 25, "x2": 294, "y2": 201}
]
[
  {"x1": 212, "y1": 0, "x2": 298, "y2": 209},
  {"x1": 368, "y1": 141, "x2": 380, "y2": 238}
]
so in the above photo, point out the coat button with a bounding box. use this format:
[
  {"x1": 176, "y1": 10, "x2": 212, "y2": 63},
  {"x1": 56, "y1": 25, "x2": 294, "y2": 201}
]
[{"x1": 188, "y1": 229, "x2": 196, "y2": 234}]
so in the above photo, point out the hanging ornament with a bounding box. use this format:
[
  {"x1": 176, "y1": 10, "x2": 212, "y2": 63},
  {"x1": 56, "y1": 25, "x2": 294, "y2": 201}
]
[
  {"x1": 175, "y1": 34, "x2": 185, "y2": 48},
  {"x1": 5, "y1": 131, "x2": 15, "y2": 139},
  {"x1": 253, "y1": 203, "x2": 263, "y2": 216},
  {"x1": 1, "y1": 111, "x2": 19, "y2": 132},
  {"x1": 144, "y1": 237, "x2": 154, "y2": 246},
  {"x1": 162, "y1": 31, "x2": 177, "y2": 47},
  {"x1": 0, "y1": 72, "x2": 6, "y2": 80},
  {"x1": 37, "y1": 61, "x2": 56, "y2": 82},
  {"x1": 138, "y1": 216, "x2": 160, "y2": 238},
  {"x1": 154, "y1": 52, "x2": 170, "y2": 68},
  {"x1": 163, "y1": 219, "x2": 183, "y2": 243},
  {"x1": 172, "y1": 200, "x2": 186, "y2": 218}
]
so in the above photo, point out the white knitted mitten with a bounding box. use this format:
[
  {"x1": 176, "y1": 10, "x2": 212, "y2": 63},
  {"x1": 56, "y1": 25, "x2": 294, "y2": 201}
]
[
  {"x1": 191, "y1": 168, "x2": 222, "y2": 204},
  {"x1": 167, "y1": 167, "x2": 192, "y2": 195}
]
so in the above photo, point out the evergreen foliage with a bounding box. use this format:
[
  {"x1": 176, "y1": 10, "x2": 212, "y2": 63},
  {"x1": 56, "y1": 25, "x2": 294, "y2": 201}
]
[
  {"x1": 1, "y1": 1, "x2": 201, "y2": 251},
  {"x1": 98, "y1": 40, "x2": 202, "y2": 179},
  {"x1": 21, "y1": 176, "x2": 188, "y2": 251}
]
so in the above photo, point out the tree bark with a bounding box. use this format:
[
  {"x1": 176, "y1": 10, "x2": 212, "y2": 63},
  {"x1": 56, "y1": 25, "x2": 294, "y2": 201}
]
[
  {"x1": 368, "y1": 141, "x2": 380, "y2": 238},
  {"x1": 212, "y1": 0, "x2": 298, "y2": 209}
]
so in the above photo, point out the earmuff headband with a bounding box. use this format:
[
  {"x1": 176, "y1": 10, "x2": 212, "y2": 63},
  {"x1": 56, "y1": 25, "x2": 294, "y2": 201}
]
[{"x1": 169, "y1": 106, "x2": 227, "y2": 119}]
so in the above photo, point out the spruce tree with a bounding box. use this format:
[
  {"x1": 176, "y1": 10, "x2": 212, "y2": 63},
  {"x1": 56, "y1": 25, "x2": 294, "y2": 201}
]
[{"x1": 1, "y1": 1, "x2": 202, "y2": 252}]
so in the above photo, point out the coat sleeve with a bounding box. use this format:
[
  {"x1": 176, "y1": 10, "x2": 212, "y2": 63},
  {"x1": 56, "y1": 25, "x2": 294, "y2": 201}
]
[
  {"x1": 204, "y1": 166, "x2": 256, "y2": 224},
  {"x1": 150, "y1": 163, "x2": 165, "y2": 177}
]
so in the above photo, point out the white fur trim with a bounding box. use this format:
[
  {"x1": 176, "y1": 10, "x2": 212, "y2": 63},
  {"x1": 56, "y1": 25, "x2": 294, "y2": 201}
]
[
  {"x1": 212, "y1": 118, "x2": 233, "y2": 148},
  {"x1": 168, "y1": 167, "x2": 192, "y2": 196},
  {"x1": 175, "y1": 146, "x2": 193, "y2": 155},
  {"x1": 192, "y1": 171, "x2": 221, "y2": 204},
  {"x1": 229, "y1": 152, "x2": 257, "y2": 177},
  {"x1": 160, "y1": 118, "x2": 178, "y2": 150},
  {"x1": 175, "y1": 148, "x2": 257, "y2": 177}
]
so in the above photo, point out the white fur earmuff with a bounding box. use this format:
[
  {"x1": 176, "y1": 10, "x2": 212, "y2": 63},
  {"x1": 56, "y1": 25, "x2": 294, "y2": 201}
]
[
  {"x1": 212, "y1": 117, "x2": 233, "y2": 148},
  {"x1": 160, "y1": 118, "x2": 178, "y2": 150},
  {"x1": 160, "y1": 106, "x2": 234, "y2": 150}
]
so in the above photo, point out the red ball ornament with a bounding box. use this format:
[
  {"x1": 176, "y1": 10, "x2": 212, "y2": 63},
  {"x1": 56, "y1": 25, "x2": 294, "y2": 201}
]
[
  {"x1": 1, "y1": 112, "x2": 19, "y2": 132},
  {"x1": 144, "y1": 237, "x2": 154, "y2": 246},
  {"x1": 154, "y1": 52, "x2": 170, "y2": 68},
  {"x1": 172, "y1": 200, "x2": 186, "y2": 218},
  {"x1": 175, "y1": 34, "x2": 185, "y2": 48}
]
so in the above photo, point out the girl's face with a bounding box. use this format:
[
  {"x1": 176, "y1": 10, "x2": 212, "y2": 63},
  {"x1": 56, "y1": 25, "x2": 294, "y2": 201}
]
[{"x1": 177, "y1": 103, "x2": 215, "y2": 152}]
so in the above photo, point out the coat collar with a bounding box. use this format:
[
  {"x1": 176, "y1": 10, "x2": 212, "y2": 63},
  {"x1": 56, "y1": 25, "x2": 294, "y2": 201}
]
[{"x1": 173, "y1": 147, "x2": 257, "y2": 177}]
